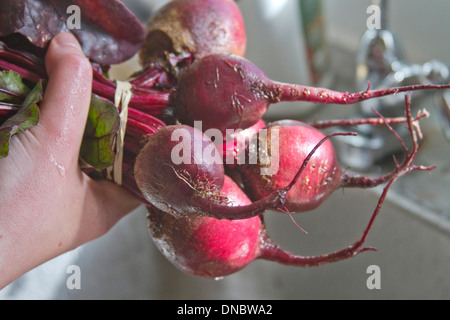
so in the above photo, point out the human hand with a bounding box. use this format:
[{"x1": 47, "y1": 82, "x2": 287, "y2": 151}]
[{"x1": 0, "y1": 33, "x2": 141, "y2": 288}]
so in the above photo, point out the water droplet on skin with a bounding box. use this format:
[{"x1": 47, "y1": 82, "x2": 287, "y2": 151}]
[
  {"x1": 56, "y1": 125, "x2": 69, "y2": 146},
  {"x1": 49, "y1": 154, "x2": 67, "y2": 176},
  {"x1": 70, "y1": 77, "x2": 88, "y2": 95}
]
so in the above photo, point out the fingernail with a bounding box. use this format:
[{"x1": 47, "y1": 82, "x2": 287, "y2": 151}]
[{"x1": 54, "y1": 32, "x2": 81, "y2": 50}]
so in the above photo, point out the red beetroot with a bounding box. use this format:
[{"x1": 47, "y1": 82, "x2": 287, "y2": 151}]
[
  {"x1": 134, "y1": 124, "x2": 226, "y2": 217},
  {"x1": 237, "y1": 97, "x2": 434, "y2": 213},
  {"x1": 147, "y1": 176, "x2": 261, "y2": 278},
  {"x1": 171, "y1": 53, "x2": 450, "y2": 134},
  {"x1": 139, "y1": 0, "x2": 246, "y2": 67},
  {"x1": 238, "y1": 120, "x2": 342, "y2": 212}
]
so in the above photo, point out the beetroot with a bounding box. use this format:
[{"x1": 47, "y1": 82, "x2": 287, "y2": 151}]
[
  {"x1": 133, "y1": 123, "x2": 276, "y2": 219},
  {"x1": 134, "y1": 124, "x2": 225, "y2": 217},
  {"x1": 139, "y1": 0, "x2": 246, "y2": 68},
  {"x1": 171, "y1": 53, "x2": 450, "y2": 134},
  {"x1": 238, "y1": 120, "x2": 342, "y2": 212},
  {"x1": 237, "y1": 97, "x2": 433, "y2": 213},
  {"x1": 147, "y1": 176, "x2": 261, "y2": 277}
]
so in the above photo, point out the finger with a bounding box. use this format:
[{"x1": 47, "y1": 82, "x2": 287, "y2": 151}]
[{"x1": 37, "y1": 33, "x2": 92, "y2": 152}]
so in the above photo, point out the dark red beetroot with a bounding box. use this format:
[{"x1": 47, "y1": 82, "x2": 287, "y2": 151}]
[
  {"x1": 147, "y1": 176, "x2": 261, "y2": 278},
  {"x1": 133, "y1": 124, "x2": 226, "y2": 217},
  {"x1": 139, "y1": 0, "x2": 246, "y2": 67},
  {"x1": 171, "y1": 53, "x2": 450, "y2": 134}
]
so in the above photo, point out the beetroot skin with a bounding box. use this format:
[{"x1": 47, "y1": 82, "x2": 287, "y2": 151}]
[
  {"x1": 134, "y1": 125, "x2": 225, "y2": 216},
  {"x1": 239, "y1": 120, "x2": 342, "y2": 212},
  {"x1": 139, "y1": 0, "x2": 246, "y2": 66},
  {"x1": 172, "y1": 54, "x2": 269, "y2": 134}
]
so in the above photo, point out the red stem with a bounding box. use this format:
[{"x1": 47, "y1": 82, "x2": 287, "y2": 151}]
[
  {"x1": 0, "y1": 43, "x2": 46, "y2": 76},
  {"x1": 0, "y1": 46, "x2": 170, "y2": 117},
  {"x1": 128, "y1": 107, "x2": 166, "y2": 131},
  {"x1": 129, "y1": 92, "x2": 170, "y2": 107},
  {"x1": 124, "y1": 135, "x2": 143, "y2": 155},
  {"x1": 92, "y1": 80, "x2": 169, "y2": 111},
  {"x1": 0, "y1": 60, "x2": 43, "y2": 83},
  {"x1": 309, "y1": 110, "x2": 429, "y2": 129},
  {"x1": 130, "y1": 67, "x2": 165, "y2": 88},
  {"x1": 258, "y1": 233, "x2": 375, "y2": 267},
  {"x1": 276, "y1": 82, "x2": 450, "y2": 104},
  {"x1": 91, "y1": 67, "x2": 116, "y2": 88},
  {"x1": 126, "y1": 118, "x2": 159, "y2": 136}
]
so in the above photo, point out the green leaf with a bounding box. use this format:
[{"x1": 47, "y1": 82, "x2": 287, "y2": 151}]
[
  {"x1": 0, "y1": 80, "x2": 42, "y2": 157},
  {"x1": 0, "y1": 70, "x2": 30, "y2": 102},
  {"x1": 80, "y1": 94, "x2": 120, "y2": 171}
]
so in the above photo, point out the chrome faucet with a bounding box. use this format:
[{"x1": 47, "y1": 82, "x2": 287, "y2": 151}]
[{"x1": 334, "y1": 0, "x2": 450, "y2": 170}]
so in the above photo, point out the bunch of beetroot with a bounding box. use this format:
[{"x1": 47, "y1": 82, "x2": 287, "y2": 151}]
[{"x1": 0, "y1": 0, "x2": 448, "y2": 278}]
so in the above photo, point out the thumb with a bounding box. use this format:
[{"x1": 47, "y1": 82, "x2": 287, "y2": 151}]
[{"x1": 37, "y1": 32, "x2": 92, "y2": 157}]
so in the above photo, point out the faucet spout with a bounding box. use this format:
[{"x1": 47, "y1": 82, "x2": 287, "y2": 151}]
[{"x1": 334, "y1": 0, "x2": 450, "y2": 170}]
